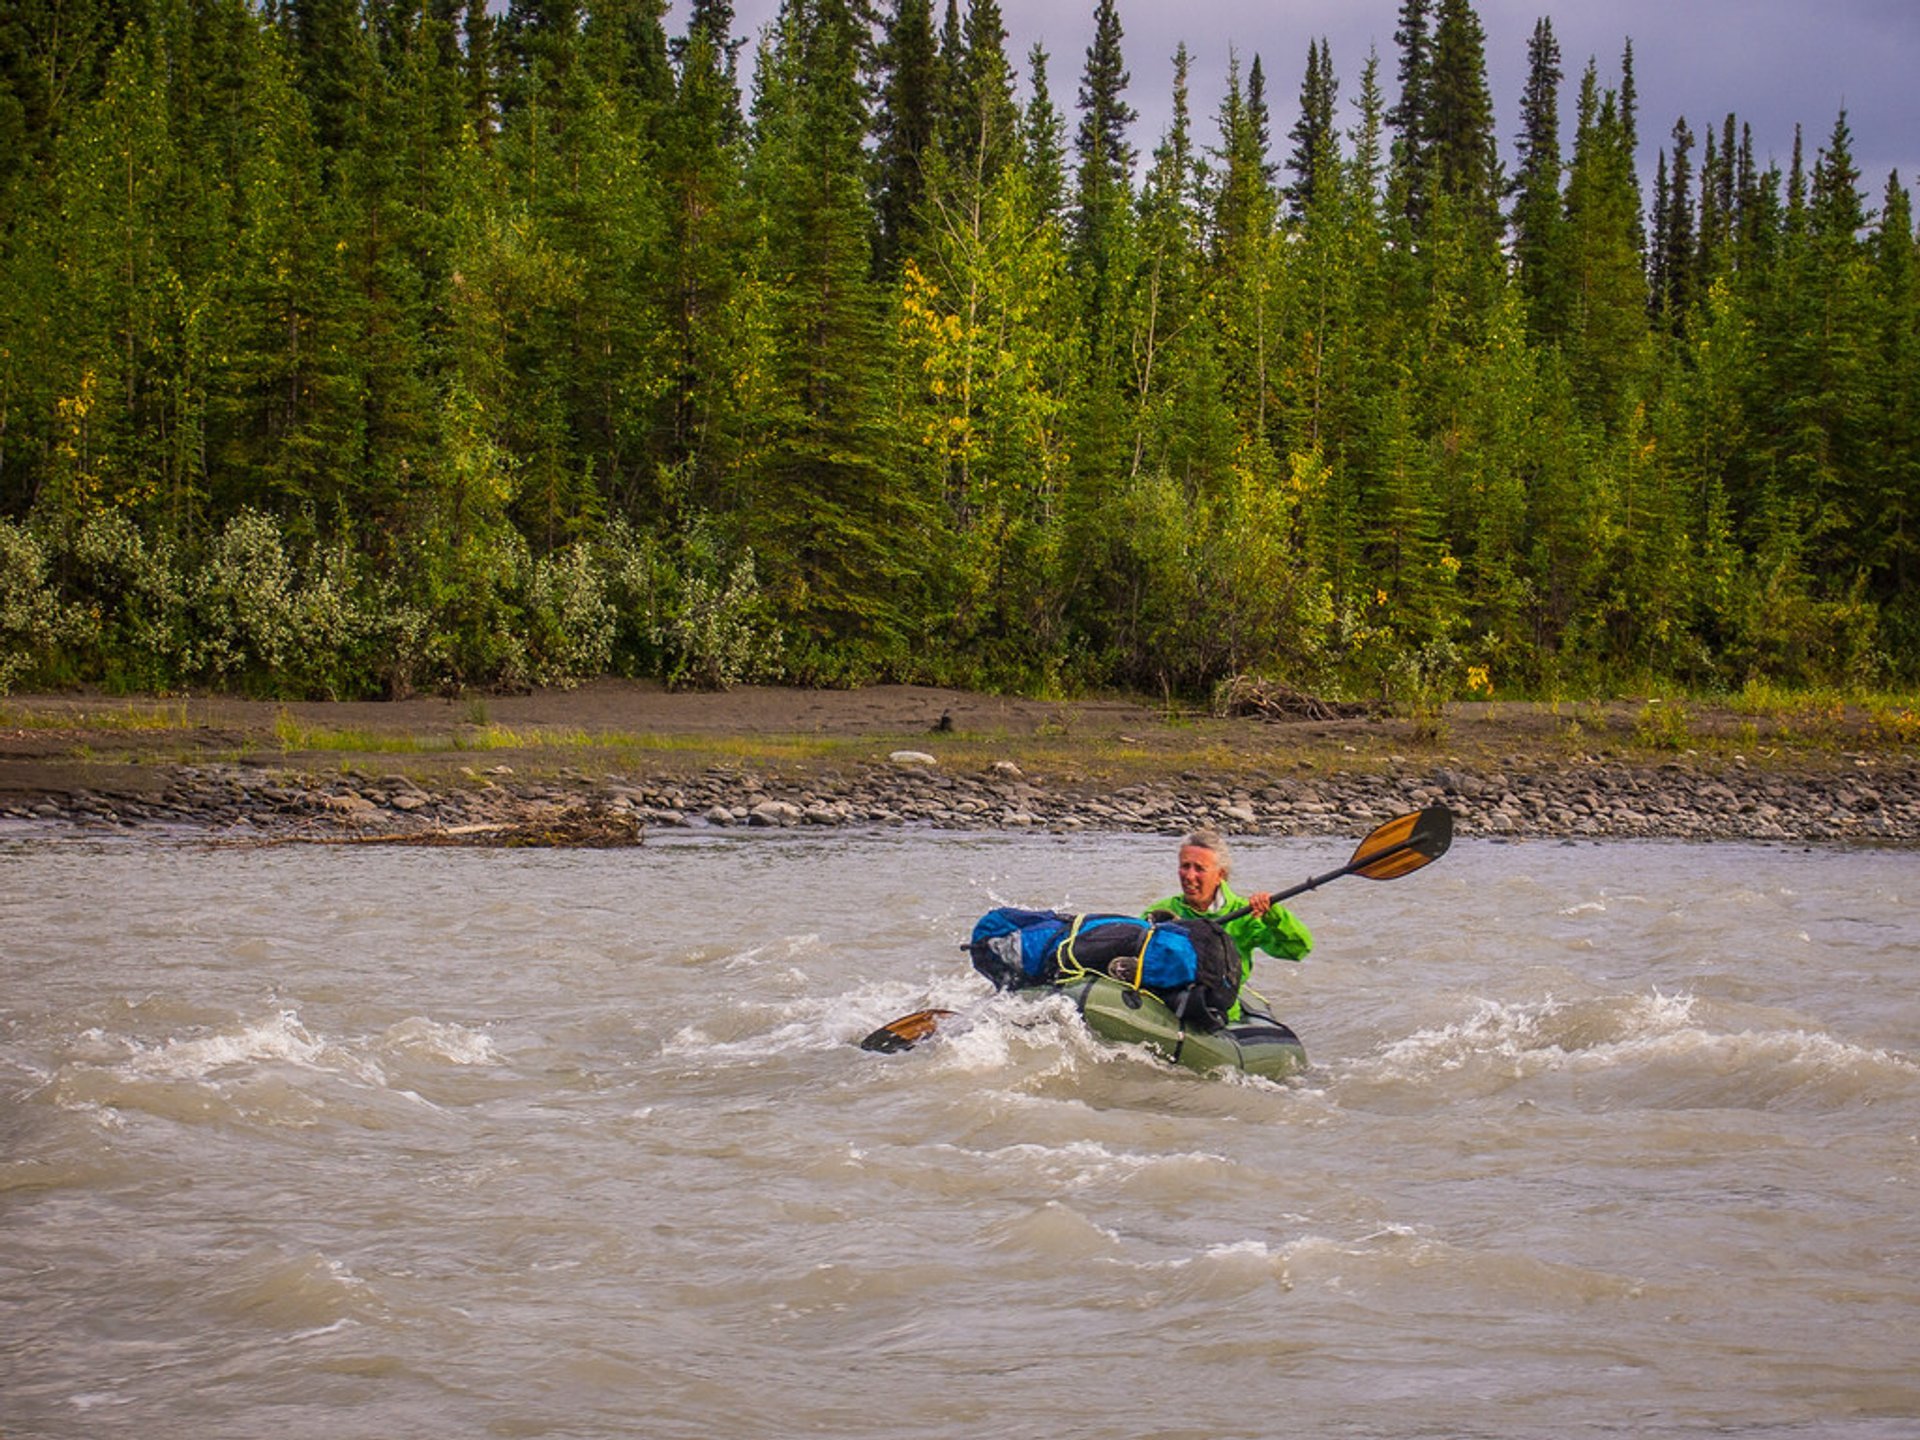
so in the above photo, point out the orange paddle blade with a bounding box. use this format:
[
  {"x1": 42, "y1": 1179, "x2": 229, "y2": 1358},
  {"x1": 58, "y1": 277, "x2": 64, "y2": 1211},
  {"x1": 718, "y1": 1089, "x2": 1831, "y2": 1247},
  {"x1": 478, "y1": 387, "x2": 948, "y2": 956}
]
[
  {"x1": 859, "y1": 1008, "x2": 956, "y2": 1053},
  {"x1": 1348, "y1": 804, "x2": 1453, "y2": 880}
]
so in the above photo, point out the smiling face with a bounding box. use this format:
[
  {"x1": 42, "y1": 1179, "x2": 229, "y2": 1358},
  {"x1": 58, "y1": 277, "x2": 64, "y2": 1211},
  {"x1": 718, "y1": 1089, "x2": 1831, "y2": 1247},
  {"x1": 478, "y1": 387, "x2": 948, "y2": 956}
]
[{"x1": 1178, "y1": 843, "x2": 1225, "y2": 910}]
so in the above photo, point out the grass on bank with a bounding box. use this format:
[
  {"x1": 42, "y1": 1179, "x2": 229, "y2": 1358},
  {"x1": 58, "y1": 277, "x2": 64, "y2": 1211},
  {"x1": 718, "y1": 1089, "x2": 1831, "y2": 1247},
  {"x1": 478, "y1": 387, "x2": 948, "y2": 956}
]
[
  {"x1": 263, "y1": 716, "x2": 1213, "y2": 782},
  {"x1": 2, "y1": 685, "x2": 1915, "y2": 783},
  {"x1": 0, "y1": 699, "x2": 192, "y2": 732}
]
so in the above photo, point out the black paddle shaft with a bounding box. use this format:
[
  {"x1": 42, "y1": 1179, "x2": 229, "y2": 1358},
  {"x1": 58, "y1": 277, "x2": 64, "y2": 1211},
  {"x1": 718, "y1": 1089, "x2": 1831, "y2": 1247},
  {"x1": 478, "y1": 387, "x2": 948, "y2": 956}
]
[
  {"x1": 1216, "y1": 804, "x2": 1453, "y2": 922},
  {"x1": 1216, "y1": 855, "x2": 1377, "y2": 922}
]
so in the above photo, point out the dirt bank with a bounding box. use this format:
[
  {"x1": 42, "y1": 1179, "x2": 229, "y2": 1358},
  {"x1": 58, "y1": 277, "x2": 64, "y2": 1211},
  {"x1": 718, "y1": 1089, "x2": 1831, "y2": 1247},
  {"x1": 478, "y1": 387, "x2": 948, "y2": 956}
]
[{"x1": 1, "y1": 681, "x2": 1914, "y2": 843}]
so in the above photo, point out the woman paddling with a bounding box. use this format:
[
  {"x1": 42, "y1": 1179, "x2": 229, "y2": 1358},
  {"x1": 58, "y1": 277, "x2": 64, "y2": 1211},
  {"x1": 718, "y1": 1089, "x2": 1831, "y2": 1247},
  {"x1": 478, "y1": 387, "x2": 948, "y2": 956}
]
[{"x1": 1136, "y1": 828, "x2": 1312, "y2": 1017}]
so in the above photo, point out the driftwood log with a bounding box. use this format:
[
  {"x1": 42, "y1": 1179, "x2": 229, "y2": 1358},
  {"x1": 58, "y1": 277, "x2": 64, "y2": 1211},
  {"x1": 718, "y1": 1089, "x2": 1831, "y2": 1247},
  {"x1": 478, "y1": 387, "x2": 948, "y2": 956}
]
[
  {"x1": 1215, "y1": 676, "x2": 1382, "y2": 723},
  {"x1": 271, "y1": 806, "x2": 643, "y2": 849}
]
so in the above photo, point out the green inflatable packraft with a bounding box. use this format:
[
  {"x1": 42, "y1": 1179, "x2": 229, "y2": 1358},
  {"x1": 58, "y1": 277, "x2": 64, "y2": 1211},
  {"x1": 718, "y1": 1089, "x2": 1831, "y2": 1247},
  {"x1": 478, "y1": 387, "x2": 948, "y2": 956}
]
[{"x1": 1048, "y1": 973, "x2": 1308, "y2": 1080}]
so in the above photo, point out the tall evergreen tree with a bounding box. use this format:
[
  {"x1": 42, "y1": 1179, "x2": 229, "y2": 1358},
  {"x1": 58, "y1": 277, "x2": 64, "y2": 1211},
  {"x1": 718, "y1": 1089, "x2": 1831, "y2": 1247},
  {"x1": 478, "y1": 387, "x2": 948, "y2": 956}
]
[
  {"x1": 1810, "y1": 108, "x2": 1865, "y2": 241},
  {"x1": 461, "y1": 0, "x2": 499, "y2": 140},
  {"x1": 582, "y1": 0, "x2": 671, "y2": 106},
  {"x1": 1206, "y1": 50, "x2": 1278, "y2": 454},
  {"x1": 1211, "y1": 51, "x2": 1274, "y2": 262},
  {"x1": 872, "y1": 0, "x2": 939, "y2": 272},
  {"x1": 1070, "y1": 0, "x2": 1135, "y2": 276},
  {"x1": 284, "y1": 0, "x2": 370, "y2": 167},
  {"x1": 1559, "y1": 63, "x2": 1652, "y2": 425},
  {"x1": 946, "y1": 0, "x2": 1018, "y2": 185},
  {"x1": 670, "y1": 0, "x2": 742, "y2": 119},
  {"x1": 1653, "y1": 116, "x2": 1695, "y2": 327},
  {"x1": 1695, "y1": 119, "x2": 1724, "y2": 281},
  {"x1": 656, "y1": 0, "x2": 749, "y2": 499},
  {"x1": 1387, "y1": 0, "x2": 1432, "y2": 228},
  {"x1": 1021, "y1": 42, "x2": 1066, "y2": 223},
  {"x1": 1124, "y1": 43, "x2": 1223, "y2": 486},
  {"x1": 744, "y1": 0, "x2": 919, "y2": 661},
  {"x1": 1348, "y1": 47, "x2": 1387, "y2": 208},
  {"x1": 1508, "y1": 17, "x2": 1562, "y2": 333},
  {"x1": 1284, "y1": 38, "x2": 1337, "y2": 222},
  {"x1": 1246, "y1": 53, "x2": 1274, "y2": 188},
  {"x1": 1868, "y1": 172, "x2": 1917, "y2": 639},
  {"x1": 1424, "y1": 0, "x2": 1499, "y2": 233}
]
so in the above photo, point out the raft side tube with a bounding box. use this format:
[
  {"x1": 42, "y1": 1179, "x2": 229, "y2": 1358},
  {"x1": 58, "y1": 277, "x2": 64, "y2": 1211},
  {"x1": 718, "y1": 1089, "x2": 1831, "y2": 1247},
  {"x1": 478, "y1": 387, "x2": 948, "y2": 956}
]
[{"x1": 1051, "y1": 975, "x2": 1308, "y2": 1080}]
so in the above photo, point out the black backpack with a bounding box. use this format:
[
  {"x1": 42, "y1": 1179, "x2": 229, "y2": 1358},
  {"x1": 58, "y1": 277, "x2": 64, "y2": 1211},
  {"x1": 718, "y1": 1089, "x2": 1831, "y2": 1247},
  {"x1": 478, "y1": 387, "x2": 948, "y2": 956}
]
[{"x1": 1149, "y1": 913, "x2": 1240, "y2": 1030}]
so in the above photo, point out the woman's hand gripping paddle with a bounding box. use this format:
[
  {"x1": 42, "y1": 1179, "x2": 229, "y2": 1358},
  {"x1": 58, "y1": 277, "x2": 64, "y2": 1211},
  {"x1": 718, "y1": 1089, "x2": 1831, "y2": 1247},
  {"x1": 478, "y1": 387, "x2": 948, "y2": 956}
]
[{"x1": 855, "y1": 803, "x2": 1454, "y2": 1054}]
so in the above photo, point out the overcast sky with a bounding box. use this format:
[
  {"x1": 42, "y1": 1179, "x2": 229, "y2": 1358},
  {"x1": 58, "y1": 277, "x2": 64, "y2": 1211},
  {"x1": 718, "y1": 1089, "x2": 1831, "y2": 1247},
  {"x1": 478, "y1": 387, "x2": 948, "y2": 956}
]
[{"x1": 690, "y1": 0, "x2": 1920, "y2": 219}]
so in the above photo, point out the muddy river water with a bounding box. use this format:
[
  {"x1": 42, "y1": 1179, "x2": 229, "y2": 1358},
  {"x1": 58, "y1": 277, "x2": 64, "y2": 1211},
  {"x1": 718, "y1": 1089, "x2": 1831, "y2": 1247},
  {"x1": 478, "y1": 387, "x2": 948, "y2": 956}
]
[{"x1": 3, "y1": 829, "x2": 1916, "y2": 1438}]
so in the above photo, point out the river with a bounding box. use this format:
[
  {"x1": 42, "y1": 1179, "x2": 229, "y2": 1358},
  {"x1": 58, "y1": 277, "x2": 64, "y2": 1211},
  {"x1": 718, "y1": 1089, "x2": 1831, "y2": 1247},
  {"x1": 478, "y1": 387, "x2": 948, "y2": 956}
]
[{"x1": 2, "y1": 828, "x2": 1916, "y2": 1438}]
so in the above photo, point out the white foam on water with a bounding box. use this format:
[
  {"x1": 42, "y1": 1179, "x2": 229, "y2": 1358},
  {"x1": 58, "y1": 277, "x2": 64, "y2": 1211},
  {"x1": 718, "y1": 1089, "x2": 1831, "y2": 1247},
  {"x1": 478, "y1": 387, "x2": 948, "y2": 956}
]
[
  {"x1": 939, "y1": 1135, "x2": 1235, "y2": 1195},
  {"x1": 42, "y1": 1008, "x2": 427, "y2": 1130},
  {"x1": 1373, "y1": 990, "x2": 1696, "y2": 1073},
  {"x1": 378, "y1": 1017, "x2": 500, "y2": 1066},
  {"x1": 112, "y1": 1009, "x2": 376, "y2": 1084},
  {"x1": 1354, "y1": 988, "x2": 1916, "y2": 1109},
  {"x1": 921, "y1": 996, "x2": 1103, "y2": 1076},
  {"x1": 1108, "y1": 1227, "x2": 1436, "y2": 1300}
]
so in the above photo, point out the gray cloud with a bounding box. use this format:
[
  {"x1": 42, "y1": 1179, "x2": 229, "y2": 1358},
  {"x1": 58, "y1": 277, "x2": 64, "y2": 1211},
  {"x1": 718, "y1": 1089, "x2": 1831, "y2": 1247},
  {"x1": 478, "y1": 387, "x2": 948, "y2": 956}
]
[{"x1": 705, "y1": 0, "x2": 1920, "y2": 206}]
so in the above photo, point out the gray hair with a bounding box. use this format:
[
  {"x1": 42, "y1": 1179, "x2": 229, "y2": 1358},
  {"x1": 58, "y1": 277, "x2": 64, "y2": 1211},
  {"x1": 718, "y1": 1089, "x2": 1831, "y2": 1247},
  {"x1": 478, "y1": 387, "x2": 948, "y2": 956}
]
[{"x1": 1181, "y1": 828, "x2": 1231, "y2": 877}]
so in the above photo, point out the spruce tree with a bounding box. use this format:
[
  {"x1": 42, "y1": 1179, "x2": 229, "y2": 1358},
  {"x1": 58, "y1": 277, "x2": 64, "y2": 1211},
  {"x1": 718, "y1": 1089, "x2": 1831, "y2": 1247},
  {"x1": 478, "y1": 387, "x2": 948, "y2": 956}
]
[
  {"x1": 670, "y1": 0, "x2": 742, "y2": 127},
  {"x1": 656, "y1": 0, "x2": 749, "y2": 495},
  {"x1": 462, "y1": 0, "x2": 498, "y2": 141},
  {"x1": 1021, "y1": 42, "x2": 1066, "y2": 224},
  {"x1": 1869, "y1": 172, "x2": 1917, "y2": 635},
  {"x1": 1206, "y1": 50, "x2": 1278, "y2": 454},
  {"x1": 1695, "y1": 120, "x2": 1723, "y2": 282},
  {"x1": 1387, "y1": 0, "x2": 1431, "y2": 228},
  {"x1": 1425, "y1": 0, "x2": 1499, "y2": 233},
  {"x1": 1211, "y1": 51, "x2": 1274, "y2": 262},
  {"x1": 745, "y1": 0, "x2": 918, "y2": 661},
  {"x1": 1509, "y1": 17, "x2": 1562, "y2": 334},
  {"x1": 1559, "y1": 63, "x2": 1652, "y2": 426},
  {"x1": 284, "y1": 0, "x2": 371, "y2": 169},
  {"x1": 1811, "y1": 108, "x2": 1865, "y2": 241},
  {"x1": 1786, "y1": 124, "x2": 1808, "y2": 231},
  {"x1": 1070, "y1": 0, "x2": 1135, "y2": 276},
  {"x1": 1284, "y1": 38, "x2": 1338, "y2": 222},
  {"x1": 872, "y1": 0, "x2": 938, "y2": 272},
  {"x1": 582, "y1": 0, "x2": 672, "y2": 107},
  {"x1": 1125, "y1": 43, "x2": 1224, "y2": 487},
  {"x1": 948, "y1": 0, "x2": 1018, "y2": 185},
  {"x1": 1348, "y1": 47, "x2": 1386, "y2": 209},
  {"x1": 1656, "y1": 117, "x2": 1696, "y2": 328},
  {"x1": 1246, "y1": 53, "x2": 1274, "y2": 188},
  {"x1": 1649, "y1": 149, "x2": 1671, "y2": 318}
]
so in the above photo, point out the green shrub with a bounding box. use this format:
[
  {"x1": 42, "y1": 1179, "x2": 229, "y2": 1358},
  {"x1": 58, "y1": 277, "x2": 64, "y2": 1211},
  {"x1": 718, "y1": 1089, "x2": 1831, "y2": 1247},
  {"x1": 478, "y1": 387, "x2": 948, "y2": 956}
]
[
  {"x1": 664, "y1": 543, "x2": 783, "y2": 689},
  {"x1": 1633, "y1": 698, "x2": 1695, "y2": 750},
  {"x1": 0, "y1": 521, "x2": 79, "y2": 693}
]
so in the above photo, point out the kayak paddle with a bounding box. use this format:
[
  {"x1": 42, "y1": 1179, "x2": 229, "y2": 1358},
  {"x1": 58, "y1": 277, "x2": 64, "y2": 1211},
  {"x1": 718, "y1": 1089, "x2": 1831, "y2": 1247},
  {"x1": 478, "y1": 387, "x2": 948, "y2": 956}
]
[
  {"x1": 856, "y1": 803, "x2": 1454, "y2": 1054},
  {"x1": 858, "y1": 1007, "x2": 956, "y2": 1053},
  {"x1": 1216, "y1": 801, "x2": 1452, "y2": 920}
]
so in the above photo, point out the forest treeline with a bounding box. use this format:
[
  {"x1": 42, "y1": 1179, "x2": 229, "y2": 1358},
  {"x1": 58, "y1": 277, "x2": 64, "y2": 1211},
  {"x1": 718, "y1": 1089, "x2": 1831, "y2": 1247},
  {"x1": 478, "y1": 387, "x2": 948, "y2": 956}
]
[{"x1": 0, "y1": 0, "x2": 1914, "y2": 701}]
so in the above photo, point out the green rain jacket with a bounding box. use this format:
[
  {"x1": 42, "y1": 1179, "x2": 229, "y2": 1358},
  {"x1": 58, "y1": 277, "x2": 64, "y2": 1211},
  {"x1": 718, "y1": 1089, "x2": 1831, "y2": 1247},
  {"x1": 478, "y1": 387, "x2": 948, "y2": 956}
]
[{"x1": 1144, "y1": 881, "x2": 1313, "y2": 1016}]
